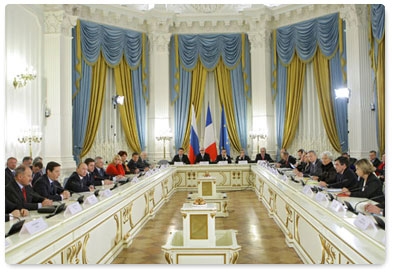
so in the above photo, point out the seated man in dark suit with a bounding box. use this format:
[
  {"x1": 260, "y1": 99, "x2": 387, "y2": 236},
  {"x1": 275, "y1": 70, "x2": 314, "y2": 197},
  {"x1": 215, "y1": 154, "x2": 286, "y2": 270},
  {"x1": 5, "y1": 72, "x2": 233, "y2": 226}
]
[
  {"x1": 5, "y1": 165, "x2": 53, "y2": 211},
  {"x1": 195, "y1": 148, "x2": 211, "y2": 163},
  {"x1": 137, "y1": 151, "x2": 151, "y2": 171},
  {"x1": 216, "y1": 148, "x2": 232, "y2": 164},
  {"x1": 255, "y1": 147, "x2": 274, "y2": 163},
  {"x1": 319, "y1": 156, "x2": 358, "y2": 189},
  {"x1": 171, "y1": 148, "x2": 190, "y2": 165},
  {"x1": 5, "y1": 156, "x2": 17, "y2": 186},
  {"x1": 33, "y1": 161, "x2": 71, "y2": 201},
  {"x1": 127, "y1": 152, "x2": 141, "y2": 174},
  {"x1": 275, "y1": 151, "x2": 296, "y2": 168},
  {"x1": 65, "y1": 163, "x2": 95, "y2": 193},
  {"x1": 235, "y1": 149, "x2": 251, "y2": 163},
  {"x1": 369, "y1": 150, "x2": 381, "y2": 168},
  {"x1": 31, "y1": 161, "x2": 44, "y2": 186},
  {"x1": 93, "y1": 156, "x2": 114, "y2": 185},
  {"x1": 295, "y1": 150, "x2": 323, "y2": 177}
]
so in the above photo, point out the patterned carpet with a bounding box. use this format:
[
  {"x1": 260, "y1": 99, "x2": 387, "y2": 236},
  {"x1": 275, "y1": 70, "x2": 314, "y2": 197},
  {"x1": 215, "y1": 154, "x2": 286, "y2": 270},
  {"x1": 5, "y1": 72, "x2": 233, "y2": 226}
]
[{"x1": 112, "y1": 190, "x2": 302, "y2": 264}]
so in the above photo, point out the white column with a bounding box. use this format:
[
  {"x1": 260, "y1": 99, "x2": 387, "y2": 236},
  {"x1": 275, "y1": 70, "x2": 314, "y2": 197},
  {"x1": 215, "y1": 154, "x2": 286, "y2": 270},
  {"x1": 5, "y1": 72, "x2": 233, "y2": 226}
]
[
  {"x1": 43, "y1": 10, "x2": 77, "y2": 174},
  {"x1": 147, "y1": 12, "x2": 173, "y2": 162},
  {"x1": 247, "y1": 20, "x2": 275, "y2": 156},
  {"x1": 341, "y1": 5, "x2": 378, "y2": 159}
]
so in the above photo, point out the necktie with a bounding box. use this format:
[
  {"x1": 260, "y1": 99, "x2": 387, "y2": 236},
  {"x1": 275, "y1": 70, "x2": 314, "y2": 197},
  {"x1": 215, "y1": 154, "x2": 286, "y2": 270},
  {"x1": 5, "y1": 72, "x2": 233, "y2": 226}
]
[
  {"x1": 50, "y1": 182, "x2": 55, "y2": 195},
  {"x1": 100, "y1": 169, "x2": 104, "y2": 176},
  {"x1": 22, "y1": 187, "x2": 27, "y2": 201}
]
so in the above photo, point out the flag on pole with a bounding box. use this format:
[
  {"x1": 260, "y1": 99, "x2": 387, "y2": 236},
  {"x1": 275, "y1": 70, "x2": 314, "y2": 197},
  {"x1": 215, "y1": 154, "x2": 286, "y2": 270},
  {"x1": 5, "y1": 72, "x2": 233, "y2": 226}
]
[
  {"x1": 188, "y1": 105, "x2": 200, "y2": 164},
  {"x1": 204, "y1": 104, "x2": 217, "y2": 162},
  {"x1": 219, "y1": 105, "x2": 230, "y2": 156}
]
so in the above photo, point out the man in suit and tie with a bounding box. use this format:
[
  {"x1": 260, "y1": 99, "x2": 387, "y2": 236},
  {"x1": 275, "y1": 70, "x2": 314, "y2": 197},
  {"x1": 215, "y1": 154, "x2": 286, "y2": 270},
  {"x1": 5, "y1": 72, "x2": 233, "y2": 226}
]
[
  {"x1": 31, "y1": 161, "x2": 44, "y2": 186},
  {"x1": 33, "y1": 161, "x2": 70, "y2": 201},
  {"x1": 172, "y1": 148, "x2": 190, "y2": 164},
  {"x1": 65, "y1": 163, "x2": 95, "y2": 193},
  {"x1": 93, "y1": 156, "x2": 114, "y2": 185},
  {"x1": 275, "y1": 151, "x2": 296, "y2": 168},
  {"x1": 5, "y1": 165, "x2": 53, "y2": 211},
  {"x1": 195, "y1": 148, "x2": 211, "y2": 163},
  {"x1": 235, "y1": 149, "x2": 251, "y2": 163},
  {"x1": 369, "y1": 150, "x2": 381, "y2": 168},
  {"x1": 255, "y1": 147, "x2": 274, "y2": 163},
  {"x1": 127, "y1": 152, "x2": 141, "y2": 174},
  {"x1": 5, "y1": 156, "x2": 17, "y2": 185},
  {"x1": 216, "y1": 148, "x2": 232, "y2": 164},
  {"x1": 137, "y1": 151, "x2": 151, "y2": 171},
  {"x1": 295, "y1": 150, "x2": 323, "y2": 177}
]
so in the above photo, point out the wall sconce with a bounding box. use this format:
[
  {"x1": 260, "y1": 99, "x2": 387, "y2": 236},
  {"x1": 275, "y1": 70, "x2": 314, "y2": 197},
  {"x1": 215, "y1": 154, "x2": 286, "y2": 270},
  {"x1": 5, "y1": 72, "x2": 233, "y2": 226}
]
[
  {"x1": 18, "y1": 129, "x2": 42, "y2": 157},
  {"x1": 249, "y1": 129, "x2": 268, "y2": 154},
  {"x1": 156, "y1": 129, "x2": 173, "y2": 158},
  {"x1": 112, "y1": 95, "x2": 125, "y2": 109},
  {"x1": 13, "y1": 66, "x2": 37, "y2": 89}
]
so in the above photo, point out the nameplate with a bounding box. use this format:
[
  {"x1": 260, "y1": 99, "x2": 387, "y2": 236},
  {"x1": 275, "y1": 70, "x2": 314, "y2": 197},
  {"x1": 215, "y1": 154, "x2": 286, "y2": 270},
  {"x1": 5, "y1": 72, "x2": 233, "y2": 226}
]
[
  {"x1": 64, "y1": 202, "x2": 83, "y2": 216},
  {"x1": 84, "y1": 194, "x2": 98, "y2": 205},
  {"x1": 20, "y1": 217, "x2": 48, "y2": 235},
  {"x1": 131, "y1": 176, "x2": 139, "y2": 183},
  {"x1": 174, "y1": 162, "x2": 184, "y2": 166},
  {"x1": 354, "y1": 213, "x2": 377, "y2": 231},
  {"x1": 302, "y1": 185, "x2": 314, "y2": 197},
  {"x1": 218, "y1": 161, "x2": 228, "y2": 165},
  {"x1": 257, "y1": 160, "x2": 265, "y2": 166},
  {"x1": 238, "y1": 160, "x2": 248, "y2": 165},
  {"x1": 101, "y1": 188, "x2": 112, "y2": 198},
  {"x1": 330, "y1": 199, "x2": 345, "y2": 212},
  {"x1": 315, "y1": 192, "x2": 328, "y2": 203},
  {"x1": 199, "y1": 161, "x2": 209, "y2": 165}
]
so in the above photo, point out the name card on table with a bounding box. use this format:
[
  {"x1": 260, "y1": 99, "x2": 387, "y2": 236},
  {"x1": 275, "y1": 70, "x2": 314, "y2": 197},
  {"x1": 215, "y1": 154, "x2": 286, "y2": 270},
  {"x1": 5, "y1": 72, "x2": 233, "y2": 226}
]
[
  {"x1": 84, "y1": 194, "x2": 98, "y2": 205},
  {"x1": 238, "y1": 160, "x2": 248, "y2": 165},
  {"x1": 218, "y1": 161, "x2": 228, "y2": 165},
  {"x1": 315, "y1": 192, "x2": 329, "y2": 203},
  {"x1": 64, "y1": 202, "x2": 83, "y2": 216},
  {"x1": 302, "y1": 185, "x2": 314, "y2": 197},
  {"x1": 199, "y1": 161, "x2": 209, "y2": 165},
  {"x1": 330, "y1": 199, "x2": 345, "y2": 212},
  {"x1": 174, "y1": 162, "x2": 184, "y2": 166},
  {"x1": 20, "y1": 217, "x2": 48, "y2": 235},
  {"x1": 354, "y1": 213, "x2": 378, "y2": 231},
  {"x1": 101, "y1": 188, "x2": 112, "y2": 198},
  {"x1": 131, "y1": 176, "x2": 139, "y2": 183}
]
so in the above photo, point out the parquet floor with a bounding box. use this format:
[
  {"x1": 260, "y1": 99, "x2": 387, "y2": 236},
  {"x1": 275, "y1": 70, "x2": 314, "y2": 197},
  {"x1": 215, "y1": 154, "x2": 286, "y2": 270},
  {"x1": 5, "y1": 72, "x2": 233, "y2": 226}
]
[{"x1": 112, "y1": 190, "x2": 302, "y2": 264}]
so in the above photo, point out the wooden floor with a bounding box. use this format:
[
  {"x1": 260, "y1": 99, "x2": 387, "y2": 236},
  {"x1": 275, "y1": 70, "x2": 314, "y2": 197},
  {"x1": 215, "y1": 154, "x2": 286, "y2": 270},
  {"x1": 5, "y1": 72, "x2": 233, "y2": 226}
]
[{"x1": 112, "y1": 190, "x2": 302, "y2": 264}]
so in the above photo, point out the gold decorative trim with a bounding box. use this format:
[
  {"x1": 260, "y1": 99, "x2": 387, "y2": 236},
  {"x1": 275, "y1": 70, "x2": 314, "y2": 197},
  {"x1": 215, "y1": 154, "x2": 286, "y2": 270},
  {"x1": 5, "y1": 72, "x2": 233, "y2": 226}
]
[
  {"x1": 81, "y1": 234, "x2": 90, "y2": 264},
  {"x1": 66, "y1": 240, "x2": 83, "y2": 264},
  {"x1": 218, "y1": 171, "x2": 227, "y2": 185},
  {"x1": 223, "y1": 201, "x2": 228, "y2": 213},
  {"x1": 164, "y1": 252, "x2": 172, "y2": 264},
  {"x1": 295, "y1": 214, "x2": 300, "y2": 244},
  {"x1": 182, "y1": 213, "x2": 187, "y2": 219},
  {"x1": 114, "y1": 214, "x2": 122, "y2": 245},
  {"x1": 230, "y1": 251, "x2": 239, "y2": 264},
  {"x1": 284, "y1": 204, "x2": 294, "y2": 239},
  {"x1": 319, "y1": 234, "x2": 336, "y2": 264},
  {"x1": 210, "y1": 212, "x2": 216, "y2": 218}
]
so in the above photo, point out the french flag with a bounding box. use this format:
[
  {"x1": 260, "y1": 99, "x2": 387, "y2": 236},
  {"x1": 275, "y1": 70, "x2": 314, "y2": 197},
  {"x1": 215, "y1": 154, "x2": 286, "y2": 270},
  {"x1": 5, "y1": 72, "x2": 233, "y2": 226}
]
[
  {"x1": 204, "y1": 104, "x2": 217, "y2": 162},
  {"x1": 188, "y1": 105, "x2": 200, "y2": 164}
]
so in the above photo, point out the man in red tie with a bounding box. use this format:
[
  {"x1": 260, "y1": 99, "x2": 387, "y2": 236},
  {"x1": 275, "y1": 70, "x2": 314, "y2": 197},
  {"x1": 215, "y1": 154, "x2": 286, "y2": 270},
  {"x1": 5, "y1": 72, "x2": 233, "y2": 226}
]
[{"x1": 5, "y1": 165, "x2": 53, "y2": 211}]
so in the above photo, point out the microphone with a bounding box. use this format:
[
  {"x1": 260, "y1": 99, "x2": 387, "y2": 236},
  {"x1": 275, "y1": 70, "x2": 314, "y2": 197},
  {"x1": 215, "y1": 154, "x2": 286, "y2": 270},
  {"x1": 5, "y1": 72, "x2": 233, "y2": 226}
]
[
  {"x1": 353, "y1": 195, "x2": 385, "y2": 212},
  {"x1": 94, "y1": 189, "x2": 100, "y2": 197},
  {"x1": 5, "y1": 219, "x2": 26, "y2": 237},
  {"x1": 110, "y1": 182, "x2": 119, "y2": 191},
  {"x1": 46, "y1": 203, "x2": 66, "y2": 219},
  {"x1": 69, "y1": 191, "x2": 85, "y2": 204},
  {"x1": 326, "y1": 179, "x2": 349, "y2": 188},
  {"x1": 344, "y1": 194, "x2": 385, "y2": 215}
]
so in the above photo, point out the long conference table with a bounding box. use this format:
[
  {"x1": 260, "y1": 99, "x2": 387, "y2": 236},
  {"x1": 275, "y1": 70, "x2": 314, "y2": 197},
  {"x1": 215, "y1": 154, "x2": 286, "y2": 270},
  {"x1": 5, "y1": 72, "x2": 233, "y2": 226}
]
[{"x1": 5, "y1": 163, "x2": 385, "y2": 264}]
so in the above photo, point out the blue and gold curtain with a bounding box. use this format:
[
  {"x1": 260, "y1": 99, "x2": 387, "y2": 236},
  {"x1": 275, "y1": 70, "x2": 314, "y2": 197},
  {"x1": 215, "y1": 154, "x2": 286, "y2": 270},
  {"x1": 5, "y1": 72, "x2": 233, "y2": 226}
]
[
  {"x1": 272, "y1": 13, "x2": 347, "y2": 153},
  {"x1": 170, "y1": 34, "x2": 251, "y2": 154},
  {"x1": 369, "y1": 4, "x2": 385, "y2": 156},
  {"x1": 72, "y1": 20, "x2": 148, "y2": 162}
]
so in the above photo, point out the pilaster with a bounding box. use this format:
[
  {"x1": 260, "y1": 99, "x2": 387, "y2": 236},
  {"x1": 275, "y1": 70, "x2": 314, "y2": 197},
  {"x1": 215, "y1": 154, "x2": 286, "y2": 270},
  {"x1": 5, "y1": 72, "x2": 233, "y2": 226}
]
[
  {"x1": 340, "y1": 5, "x2": 377, "y2": 158},
  {"x1": 43, "y1": 9, "x2": 77, "y2": 173}
]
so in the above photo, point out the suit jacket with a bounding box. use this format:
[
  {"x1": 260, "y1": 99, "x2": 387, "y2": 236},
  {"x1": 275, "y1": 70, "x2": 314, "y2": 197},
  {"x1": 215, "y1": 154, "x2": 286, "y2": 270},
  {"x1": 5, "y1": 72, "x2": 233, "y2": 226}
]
[
  {"x1": 216, "y1": 154, "x2": 232, "y2": 164},
  {"x1": 195, "y1": 153, "x2": 210, "y2": 163},
  {"x1": 371, "y1": 158, "x2": 381, "y2": 168},
  {"x1": 137, "y1": 158, "x2": 150, "y2": 171},
  {"x1": 318, "y1": 162, "x2": 337, "y2": 184},
  {"x1": 5, "y1": 168, "x2": 15, "y2": 186},
  {"x1": 172, "y1": 154, "x2": 190, "y2": 164},
  {"x1": 303, "y1": 159, "x2": 323, "y2": 177},
  {"x1": 93, "y1": 167, "x2": 112, "y2": 185},
  {"x1": 31, "y1": 171, "x2": 43, "y2": 186},
  {"x1": 5, "y1": 180, "x2": 45, "y2": 210},
  {"x1": 350, "y1": 173, "x2": 384, "y2": 203},
  {"x1": 328, "y1": 167, "x2": 358, "y2": 189},
  {"x1": 278, "y1": 155, "x2": 296, "y2": 168},
  {"x1": 106, "y1": 163, "x2": 125, "y2": 177},
  {"x1": 127, "y1": 160, "x2": 140, "y2": 173},
  {"x1": 254, "y1": 153, "x2": 274, "y2": 163},
  {"x1": 65, "y1": 172, "x2": 93, "y2": 193},
  {"x1": 33, "y1": 174, "x2": 65, "y2": 201},
  {"x1": 235, "y1": 155, "x2": 251, "y2": 163}
]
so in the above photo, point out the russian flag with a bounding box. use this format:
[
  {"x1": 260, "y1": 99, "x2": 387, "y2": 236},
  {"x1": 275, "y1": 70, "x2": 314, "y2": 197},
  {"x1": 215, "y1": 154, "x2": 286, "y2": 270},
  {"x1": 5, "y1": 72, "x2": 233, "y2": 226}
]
[
  {"x1": 188, "y1": 105, "x2": 200, "y2": 164},
  {"x1": 204, "y1": 104, "x2": 217, "y2": 162}
]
